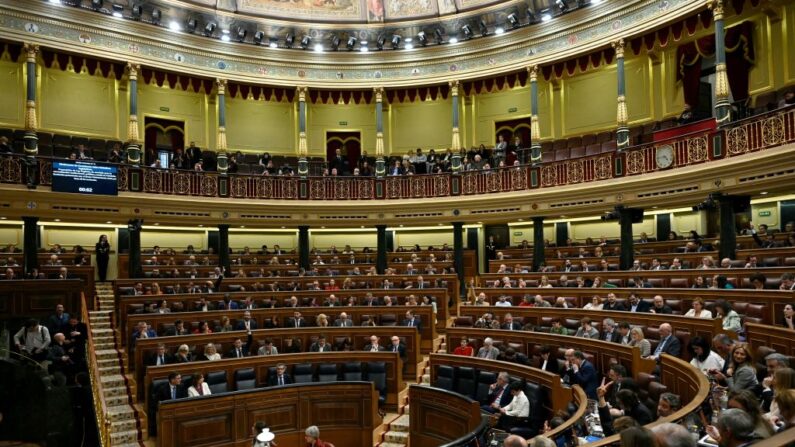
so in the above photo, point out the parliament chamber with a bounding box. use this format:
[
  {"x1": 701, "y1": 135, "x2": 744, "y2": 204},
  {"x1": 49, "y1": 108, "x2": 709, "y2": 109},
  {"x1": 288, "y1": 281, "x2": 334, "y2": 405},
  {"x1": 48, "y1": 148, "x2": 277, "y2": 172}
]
[{"x1": 1, "y1": 0, "x2": 795, "y2": 446}]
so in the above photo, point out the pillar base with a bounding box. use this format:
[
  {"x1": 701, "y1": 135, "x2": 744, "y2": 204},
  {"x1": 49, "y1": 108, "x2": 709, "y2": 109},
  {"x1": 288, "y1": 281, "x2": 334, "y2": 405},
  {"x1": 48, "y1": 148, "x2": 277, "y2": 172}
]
[
  {"x1": 216, "y1": 152, "x2": 229, "y2": 174},
  {"x1": 616, "y1": 127, "x2": 631, "y2": 151},
  {"x1": 375, "y1": 157, "x2": 385, "y2": 178},
  {"x1": 23, "y1": 131, "x2": 38, "y2": 189},
  {"x1": 298, "y1": 157, "x2": 309, "y2": 178},
  {"x1": 715, "y1": 101, "x2": 732, "y2": 127},
  {"x1": 126, "y1": 143, "x2": 141, "y2": 166},
  {"x1": 451, "y1": 154, "x2": 462, "y2": 173},
  {"x1": 530, "y1": 144, "x2": 542, "y2": 167}
]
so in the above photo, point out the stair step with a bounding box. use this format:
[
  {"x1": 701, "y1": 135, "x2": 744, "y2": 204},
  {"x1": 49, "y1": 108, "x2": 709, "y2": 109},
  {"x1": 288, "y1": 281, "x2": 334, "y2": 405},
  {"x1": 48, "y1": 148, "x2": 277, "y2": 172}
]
[
  {"x1": 107, "y1": 405, "x2": 136, "y2": 420},
  {"x1": 380, "y1": 443, "x2": 407, "y2": 447},
  {"x1": 110, "y1": 418, "x2": 139, "y2": 433},
  {"x1": 96, "y1": 349, "x2": 120, "y2": 360},
  {"x1": 109, "y1": 429, "x2": 140, "y2": 445},
  {"x1": 100, "y1": 374, "x2": 127, "y2": 388},
  {"x1": 106, "y1": 395, "x2": 130, "y2": 407},
  {"x1": 103, "y1": 386, "x2": 129, "y2": 398},
  {"x1": 390, "y1": 414, "x2": 410, "y2": 432},
  {"x1": 384, "y1": 430, "x2": 408, "y2": 443}
]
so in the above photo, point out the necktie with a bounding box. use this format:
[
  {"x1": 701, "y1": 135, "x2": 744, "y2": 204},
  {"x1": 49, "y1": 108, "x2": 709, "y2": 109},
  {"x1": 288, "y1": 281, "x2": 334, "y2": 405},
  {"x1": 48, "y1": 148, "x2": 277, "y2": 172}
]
[
  {"x1": 159, "y1": 355, "x2": 164, "y2": 365},
  {"x1": 237, "y1": 349, "x2": 242, "y2": 358},
  {"x1": 295, "y1": 320, "x2": 299, "y2": 328},
  {"x1": 407, "y1": 320, "x2": 412, "y2": 327},
  {"x1": 171, "y1": 386, "x2": 176, "y2": 399},
  {"x1": 278, "y1": 376, "x2": 284, "y2": 386},
  {"x1": 393, "y1": 346, "x2": 398, "y2": 352},
  {"x1": 655, "y1": 337, "x2": 667, "y2": 355}
]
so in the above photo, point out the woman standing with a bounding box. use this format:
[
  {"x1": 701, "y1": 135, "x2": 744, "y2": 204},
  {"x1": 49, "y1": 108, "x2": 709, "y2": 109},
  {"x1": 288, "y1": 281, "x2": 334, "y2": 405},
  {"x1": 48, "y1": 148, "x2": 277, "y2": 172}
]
[{"x1": 95, "y1": 234, "x2": 110, "y2": 282}]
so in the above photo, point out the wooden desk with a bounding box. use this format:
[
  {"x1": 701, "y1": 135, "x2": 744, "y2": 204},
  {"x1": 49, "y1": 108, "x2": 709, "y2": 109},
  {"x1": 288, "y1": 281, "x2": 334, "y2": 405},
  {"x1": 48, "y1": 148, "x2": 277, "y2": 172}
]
[
  {"x1": 146, "y1": 351, "x2": 403, "y2": 413},
  {"x1": 124, "y1": 305, "x2": 437, "y2": 353},
  {"x1": 3, "y1": 266, "x2": 95, "y2": 300},
  {"x1": 745, "y1": 323, "x2": 795, "y2": 358},
  {"x1": 0, "y1": 279, "x2": 85, "y2": 321},
  {"x1": 133, "y1": 326, "x2": 422, "y2": 388},
  {"x1": 408, "y1": 385, "x2": 486, "y2": 447},
  {"x1": 157, "y1": 382, "x2": 377, "y2": 447},
  {"x1": 116, "y1": 288, "x2": 449, "y2": 335}
]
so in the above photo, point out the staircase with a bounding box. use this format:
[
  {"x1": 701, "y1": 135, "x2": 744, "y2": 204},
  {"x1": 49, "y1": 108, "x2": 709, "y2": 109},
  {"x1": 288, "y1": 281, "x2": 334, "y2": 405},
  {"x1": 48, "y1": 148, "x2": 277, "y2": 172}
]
[{"x1": 90, "y1": 283, "x2": 143, "y2": 447}]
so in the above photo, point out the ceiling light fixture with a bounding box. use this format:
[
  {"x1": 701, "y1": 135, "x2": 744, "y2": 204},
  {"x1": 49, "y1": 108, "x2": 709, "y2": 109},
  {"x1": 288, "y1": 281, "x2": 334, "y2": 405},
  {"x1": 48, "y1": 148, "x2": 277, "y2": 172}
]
[
  {"x1": 507, "y1": 13, "x2": 519, "y2": 28},
  {"x1": 495, "y1": 27, "x2": 505, "y2": 35},
  {"x1": 150, "y1": 8, "x2": 161, "y2": 24},
  {"x1": 479, "y1": 20, "x2": 489, "y2": 36},
  {"x1": 390, "y1": 34, "x2": 401, "y2": 49},
  {"x1": 540, "y1": 9, "x2": 553, "y2": 21},
  {"x1": 376, "y1": 35, "x2": 386, "y2": 50},
  {"x1": 461, "y1": 24, "x2": 472, "y2": 39},
  {"x1": 269, "y1": 39, "x2": 278, "y2": 48},
  {"x1": 330, "y1": 35, "x2": 341, "y2": 50},
  {"x1": 221, "y1": 34, "x2": 230, "y2": 42},
  {"x1": 404, "y1": 43, "x2": 414, "y2": 50},
  {"x1": 346, "y1": 36, "x2": 357, "y2": 50},
  {"x1": 203, "y1": 22, "x2": 216, "y2": 37},
  {"x1": 360, "y1": 45, "x2": 369, "y2": 52},
  {"x1": 186, "y1": 18, "x2": 198, "y2": 32},
  {"x1": 449, "y1": 37, "x2": 459, "y2": 44},
  {"x1": 169, "y1": 20, "x2": 181, "y2": 31},
  {"x1": 236, "y1": 27, "x2": 247, "y2": 42},
  {"x1": 314, "y1": 43, "x2": 323, "y2": 52},
  {"x1": 253, "y1": 31, "x2": 264, "y2": 44},
  {"x1": 417, "y1": 31, "x2": 427, "y2": 46},
  {"x1": 300, "y1": 35, "x2": 311, "y2": 49},
  {"x1": 111, "y1": 4, "x2": 123, "y2": 17}
]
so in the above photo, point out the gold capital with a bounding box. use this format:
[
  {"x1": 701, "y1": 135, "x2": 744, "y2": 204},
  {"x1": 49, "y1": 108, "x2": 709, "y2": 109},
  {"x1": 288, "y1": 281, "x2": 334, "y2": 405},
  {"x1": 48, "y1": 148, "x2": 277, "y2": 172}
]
[
  {"x1": 612, "y1": 39, "x2": 625, "y2": 59},
  {"x1": 126, "y1": 63, "x2": 140, "y2": 81},
  {"x1": 296, "y1": 86, "x2": 308, "y2": 103},
  {"x1": 449, "y1": 80, "x2": 459, "y2": 97},
  {"x1": 23, "y1": 43, "x2": 39, "y2": 63},
  {"x1": 374, "y1": 87, "x2": 384, "y2": 103},
  {"x1": 216, "y1": 78, "x2": 227, "y2": 96},
  {"x1": 528, "y1": 65, "x2": 539, "y2": 83},
  {"x1": 707, "y1": 0, "x2": 724, "y2": 20}
]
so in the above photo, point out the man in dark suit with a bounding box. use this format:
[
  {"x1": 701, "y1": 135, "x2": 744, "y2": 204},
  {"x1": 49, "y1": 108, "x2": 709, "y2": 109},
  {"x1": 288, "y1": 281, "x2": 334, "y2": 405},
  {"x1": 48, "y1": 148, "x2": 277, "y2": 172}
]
[
  {"x1": 156, "y1": 372, "x2": 187, "y2": 402},
  {"x1": 310, "y1": 335, "x2": 332, "y2": 352},
  {"x1": 46, "y1": 304, "x2": 70, "y2": 335},
  {"x1": 267, "y1": 363, "x2": 293, "y2": 386},
  {"x1": 649, "y1": 258, "x2": 667, "y2": 271},
  {"x1": 626, "y1": 293, "x2": 651, "y2": 313},
  {"x1": 146, "y1": 344, "x2": 174, "y2": 368},
  {"x1": 364, "y1": 335, "x2": 385, "y2": 352},
  {"x1": 402, "y1": 310, "x2": 421, "y2": 331},
  {"x1": 226, "y1": 335, "x2": 252, "y2": 359},
  {"x1": 501, "y1": 314, "x2": 523, "y2": 331},
  {"x1": 388, "y1": 336, "x2": 407, "y2": 360},
  {"x1": 651, "y1": 323, "x2": 681, "y2": 360},
  {"x1": 288, "y1": 311, "x2": 307, "y2": 328},
  {"x1": 334, "y1": 312, "x2": 353, "y2": 327},
  {"x1": 650, "y1": 295, "x2": 673, "y2": 314},
  {"x1": 186, "y1": 142, "x2": 202, "y2": 167},
  {"x1": 600, "y1": 318, "x2": 622, "y2": 343},
  {"x1": 234, "y1": 311, "x2": 258, "y2": 331},
  {"x1": 602, "y1": 293, "x2": 626, "y2": 311},
  {"x1": 329, "y1": 148, "x2": 347, "y2": 174},
  {"x1": 570, "y1": 351, "x2": 599, "y2": 400},
  {"x1": 165, "y1": 320, "x2": 190, "y2": 336},
  {"x1": 481, "y1": 371, "x2": 513, "y2": 413}
]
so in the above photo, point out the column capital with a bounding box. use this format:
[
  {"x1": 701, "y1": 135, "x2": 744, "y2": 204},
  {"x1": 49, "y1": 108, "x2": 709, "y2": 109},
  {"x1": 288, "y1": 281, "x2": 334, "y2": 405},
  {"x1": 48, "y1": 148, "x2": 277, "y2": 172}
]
[
  {"x1": 126, "y1": 62, "x2": 140, "y2": 81},
  {"x1": 296, "y1": 86, "x2": 308, "y2": 102},
  {"x1": 527, "y1": 65, "x2": 539, "y2": 82},
  {"x1": 612, "y1": 39, "x2": 625, "y2": 59},
  {"x1": 374, "y1": 87, "x2": 384, "y2": 103},
  {"x1": 23, "y1": 43, "x2": 39, "y2": 63},
  {"x1": 449, "y1": 80, "x2": 460, "y2": 96},
  {"x1": 216, "y1": 78, "x2": 227, "y2": 95},
  {"x1": 707, "y1": 0, "x2": 724, "y2": 20}
]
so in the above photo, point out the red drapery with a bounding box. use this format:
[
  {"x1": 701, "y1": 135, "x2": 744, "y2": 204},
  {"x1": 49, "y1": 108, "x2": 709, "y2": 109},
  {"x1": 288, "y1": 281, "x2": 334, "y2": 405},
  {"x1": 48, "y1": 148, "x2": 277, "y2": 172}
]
[{"x1": 676, "y1": 20, "x2": 755, "y2": 108}]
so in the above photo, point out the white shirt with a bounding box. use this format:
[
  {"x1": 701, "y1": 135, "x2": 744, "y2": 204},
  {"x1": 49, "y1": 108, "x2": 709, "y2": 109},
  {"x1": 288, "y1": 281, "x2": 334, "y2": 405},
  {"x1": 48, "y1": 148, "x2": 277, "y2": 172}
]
[
  {"x1": 690, "y1": 351, "x2": 725, "y2": 375},
  {"x1": 188, "y1": 382, "x2": 211, "y2": 397},
  {"x1": 684, "y1": 309, "x2": 713, "y2": 319},
  {"x1": 502, "y1": 391, "x2": 530, "y2": 417},
  {"x1": 495, "y1": 301, "x2": 512, "y2": 307}
]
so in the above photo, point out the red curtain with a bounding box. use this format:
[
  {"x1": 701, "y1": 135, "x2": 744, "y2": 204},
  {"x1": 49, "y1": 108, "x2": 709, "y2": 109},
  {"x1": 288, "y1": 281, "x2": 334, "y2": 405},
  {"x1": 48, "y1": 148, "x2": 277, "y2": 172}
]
[{"x1": 676, "y1": 21, "x2": 754, "y2": 107}]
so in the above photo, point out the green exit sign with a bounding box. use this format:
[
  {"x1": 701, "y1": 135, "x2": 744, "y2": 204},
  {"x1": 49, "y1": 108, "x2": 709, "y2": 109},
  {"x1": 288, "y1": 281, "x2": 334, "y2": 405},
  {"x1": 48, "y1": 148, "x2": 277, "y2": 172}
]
[
  {"x1": 339, "y1": 121, "x2": 348, "y2": 126},
  {"x1": 758, "y1": 211, "x2": 771, "y2": 217},
  {"x1": 159, "y1": 106, "x2": 170, "y2": 112},
  {"x1": 508, "y1": 107, "x2": 518, "y2": 113},
  {"x1": 513, "y1": 231, "x2": 523, "y2": 236}
]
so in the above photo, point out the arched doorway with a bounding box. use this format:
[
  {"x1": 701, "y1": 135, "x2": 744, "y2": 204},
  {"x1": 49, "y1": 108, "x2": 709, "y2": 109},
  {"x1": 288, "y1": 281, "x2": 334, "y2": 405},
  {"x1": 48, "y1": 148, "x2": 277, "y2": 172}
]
[
  {"x1": 326, "y1": 131, "x2": 361, "y2": 175},
  {"x1": 144, "y1": 117, "x2": 185, "y2": 167}
]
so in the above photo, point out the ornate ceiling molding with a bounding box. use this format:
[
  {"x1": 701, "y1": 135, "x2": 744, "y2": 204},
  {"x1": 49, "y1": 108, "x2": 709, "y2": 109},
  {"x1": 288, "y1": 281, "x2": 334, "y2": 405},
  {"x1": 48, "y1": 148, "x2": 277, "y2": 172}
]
[{"x1": 0, "y1": 0, "x2": 704, "y2": 87}]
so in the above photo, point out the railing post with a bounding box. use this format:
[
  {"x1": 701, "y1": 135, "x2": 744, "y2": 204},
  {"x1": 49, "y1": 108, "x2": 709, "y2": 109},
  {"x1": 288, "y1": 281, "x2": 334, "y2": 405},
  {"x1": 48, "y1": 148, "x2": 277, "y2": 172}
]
[
  {"x1": 215, "y1": 79, "x2": 229, "y2": 174},
  {"x1": 450, "y1": 80, "x2": 462, "y2": 173},
  {"x1": 528, "y1": 66, "x2": 542, "y2": 166},
  {"x1": 614, "y1": 39, "x2": 630, "y2": 151},
  {"x1": 709, "y1": 0, "x2": 732, "y2": 126},
  {"x1": 23, "y1": 43, "x2": 39, "y2": 188},
  {"x1": 297, "y1": 86, "x2": 309, "y2": 177},
  {"x1": 125, "y1": 63, "x2": 141, "y2": 166},
  {"x1": 374, "y1": 87, "x2": 386, "y2": 177}
]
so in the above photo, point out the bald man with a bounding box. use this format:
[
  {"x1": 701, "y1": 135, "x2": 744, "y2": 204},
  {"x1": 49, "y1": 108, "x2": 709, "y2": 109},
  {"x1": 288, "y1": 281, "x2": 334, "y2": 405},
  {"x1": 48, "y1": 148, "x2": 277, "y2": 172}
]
[{"x1": 503, "y1": 435, "x2": 528, "y2": 447}]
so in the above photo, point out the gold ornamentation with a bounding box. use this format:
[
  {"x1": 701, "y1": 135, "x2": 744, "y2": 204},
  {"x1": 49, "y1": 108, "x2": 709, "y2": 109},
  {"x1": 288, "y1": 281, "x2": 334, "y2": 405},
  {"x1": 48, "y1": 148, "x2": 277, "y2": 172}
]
[
  {"x1": 143, "y1": 169, "x2": 162, "y2": 193},
  {"x1": 310, "y1": 179, "x2": 324, "y2": 199},
  {"x1": 216, "y1": 78, "x2": 226, "y2": 95},
  {"x1": 298, "y1": 131, "x2": 308, "y2": 156},
  {"x1": 282, "y1": 178, "x2": 298, "y2": 199},
  {"x1": 258, "y1": 177, "x2": 274, "y2": 198},
  {"x1": 38, "y1": 159, "x2": 52, "y2": 185},
  {"x1": 297, "y1": 86, "x2": 308, "y2": 102},
  {"x1": 452, "y1": 127, "x2": 461, "y2": 151},
  {"x1": 0, "y1": 157, "x2": 22, "y2": 183},
  {"x1": 714, "y1": 63, "x2": 729, "y2": 100},
  {"x1": 24, "y1": 43, "x2": 39, "y2": 63},
  {"x1": 462, "y1": 172, "x2": 477, "y2": 194},
  {"x1": 707, "y1": 0, "x2": 724, "y2": 21},
  {"x1": 25, "y1": 100, "x2": 37, "y2": 131},
  {"x1": 625, "y1": 150, "x2": 645, "y2": 174},
  {"x1": 762, "y1": 115, "x2": 785, "y2": 147},
  {"x1": 612, "y1": 39, "x2": 625, "y2": 59},
  {"x1": 174, "y1": 172, "x2": 190, "y2": 194},
  {"x1": 616, "y1": 95, "x2": 628, "y2": 127},
  {"x1": 566, "y1": 159, "x2": 584, "y2": 183},
  {"x1": 334, "y1": 178, "x2": 350, "y2": 199},
  {"x1": 528, "y1": 65, "x2": 539, "y2": 83},
  {"x1": 217, "y1": 125, "x2": 228, "y2": 151},
  {"x1": 449, "y1": 80, "x2": 459, "y2": 97},
  {"x1": 200, "y1": 175, "x2": 218, "y2": 196},
  {"x1": 411, "y1": 177, "x2": 426, "y2": 197},
  {"x1": 374, "y1": 87, "x2": 384, "y2": 103},
  {"x1": 594, "y1": 156, "x2": 612, "y2": 179},
  {"x1": 485, "y1": 171, "x2": 502, "y2": 192},
  {"x1": 375, "y1": 131, "x2": 384, "y2": 157},
  {"x1": 358, "y1": 179, "x2": 373, "y2": 199},
  {"x1": 687, "y1": 136, "x2": 708, "y2": 163},
  {"x1": 231, "y1": 177, "x2": 247, "y2": 197},
  {"x1": 530, "y1": 115, "x2": 540, "y2": 146},
  {"x1": 541, "y1": 165, "x2": 557, "y2": 186},
  {"x1": 116, "y1": 165, "x2": 128, "y2": 191},
  {"x1": 385, "y1": 177, "x2": 401, "y2": 199},
  {"x1": 126, "y1": 62, "x2": 139, "y2": 81},
  {"x1": 434, "y1": 175, "x2": 450, "y2": 196},
  {"x1": 510, "y1": 168, "x2": 527, "y2": 190},
  {"x1": 127, "y1": 114, "x2": 140, "y2": 143}
]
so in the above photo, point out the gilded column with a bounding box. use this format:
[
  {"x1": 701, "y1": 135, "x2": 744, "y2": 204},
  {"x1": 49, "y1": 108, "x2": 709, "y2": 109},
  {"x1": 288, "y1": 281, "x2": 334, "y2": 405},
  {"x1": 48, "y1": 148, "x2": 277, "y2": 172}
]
[
  {"x1": 374, "y1": 87, "x2": 386, "y2": 177},
  {"x1": 614, "y1": 39, "x2": 630, "y2": 150},
  {"x1": 297, "y1": 86, "x2": 309, "y2": 177},
  {"x1": 450, "y1": 80, "x2": 462, "y2": 172},
  {"x1": 215, "y1": 78, "x2": 229, "y2": 174},
  {"x1": 709, "y1": 0, "x2": 731, "y2": 125},
  {"x1": 125, "y1": 63, "x2": 141, "y2": 165},
  {"x1": 23, "y1": 43, "x2": 39, "y2": 188},
  {"x1": 528, "y1": 65, "x2": 542, "y2": 165}
]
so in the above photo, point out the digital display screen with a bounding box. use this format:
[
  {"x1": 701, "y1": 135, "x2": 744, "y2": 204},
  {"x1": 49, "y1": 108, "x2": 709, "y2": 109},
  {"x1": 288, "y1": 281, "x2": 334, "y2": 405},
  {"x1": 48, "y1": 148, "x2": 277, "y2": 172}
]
[{"x1": 52, "y1": 161, "x2": 118, "y2": 196}]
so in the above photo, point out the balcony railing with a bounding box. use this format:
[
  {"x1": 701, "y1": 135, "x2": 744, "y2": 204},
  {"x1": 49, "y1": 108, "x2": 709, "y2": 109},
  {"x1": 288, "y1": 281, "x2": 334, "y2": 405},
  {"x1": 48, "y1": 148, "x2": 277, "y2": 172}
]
[{"x1": 1, "y1": 106, "x2": 793, "y2": 201}]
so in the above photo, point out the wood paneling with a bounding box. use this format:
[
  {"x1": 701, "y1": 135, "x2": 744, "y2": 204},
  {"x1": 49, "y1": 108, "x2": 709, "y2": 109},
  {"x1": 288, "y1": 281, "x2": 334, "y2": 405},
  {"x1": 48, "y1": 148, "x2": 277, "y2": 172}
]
[{"x1": 408, "y1": 385, "x2": 485, "y2": 447}]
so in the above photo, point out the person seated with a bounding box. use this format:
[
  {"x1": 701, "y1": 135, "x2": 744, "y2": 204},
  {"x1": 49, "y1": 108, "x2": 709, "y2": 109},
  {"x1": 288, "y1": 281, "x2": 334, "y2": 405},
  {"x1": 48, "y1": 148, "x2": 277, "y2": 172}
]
[
  {"x1": 147, "y1": 344, "x2": 173, "y2": 367},
  {"x1": 626, "y1": 293, "x2": 651, "y2": 312},
  {"x1": 202, "y1": 343, "x2": 221, "y2": 361},
  {"x1": 684, "y1": 297, "x2": 713, "y2": 319},
  {"x1": 174, "y1": 344, "x2": 191, "y2": 363},
  {"x1": 132, "y1": 321, "x2": 156, "y2": 343},
  {"x1": 574, "y1": 317, "x2": 599, "y2": 339},
  {"x1": 187, "y1": 371, "x2": 211, "y2": 397},
  {"x1": 476, "y1": 337, "x2": 500, "y2": 360},
  {"x1": 602, "y1": 293, "x2": 625, "y2": 311},
  {"x1": 650, "y1": 323, "x2": 681, "y2": 360},
  {"x1": 497, "y1": 381, "x2": 530, "y2": 431},
  {"x1": 715, "y1": 300, "x2": 743, "y2": 334},
  {"x1": 501, "y1": 313, "x2": 522, "y2": 331},
  {"x1": 688, "y1": 335, "x2": 725, "y2": 375},
  {"x1": 453, "y1": 337, "x2": 474, "y2": 356},
  {"x1": 650, "y1": 295, "x2": 673, "y2": 314},
  {"x1": 364, "y1": 335, "x2": 384, "y2": 352},
  {"x1": 500, "y1": 347, "x2": 529, "y2": 366},
  {"x1": 267, "y1": 363, "x2": 292, "y2": 386},
  {"x1": 226, "y1": 335, "x2": 253, "y2": 359},
  {"x1": 310, "y1": 335, "x2": 332, "y2": 352},
  {"x1": 677, "y1": 103, "x2": 696, "y2": 125}
]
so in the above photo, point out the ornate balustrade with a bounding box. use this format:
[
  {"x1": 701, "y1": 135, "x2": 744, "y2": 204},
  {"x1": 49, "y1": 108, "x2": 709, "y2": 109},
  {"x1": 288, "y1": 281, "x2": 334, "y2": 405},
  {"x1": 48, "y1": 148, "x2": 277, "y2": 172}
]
[{"x1": 1, "y1": 107, "x2": 792, "y2": 200}]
